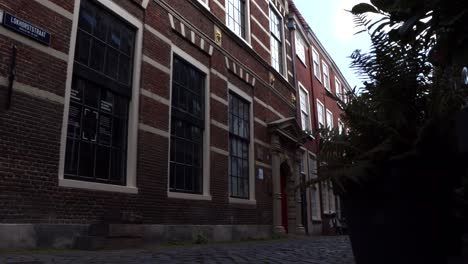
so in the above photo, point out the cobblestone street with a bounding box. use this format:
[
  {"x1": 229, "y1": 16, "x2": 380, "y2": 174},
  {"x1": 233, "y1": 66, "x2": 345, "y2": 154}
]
[{"x1": 0, "y1": 236, "x2": 355, "y2": 264}]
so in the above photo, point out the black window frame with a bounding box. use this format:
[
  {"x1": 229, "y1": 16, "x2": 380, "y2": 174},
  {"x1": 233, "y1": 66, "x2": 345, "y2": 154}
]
[
  {"x1": 169, "y1": 55, "x2": 206, "y2": 194},
  {"x1": 229, "y1": 92, "x2": 251, "y2": 199},
  {"x1": 64, "y1": 0, "x2": 136, "y2": 186}
]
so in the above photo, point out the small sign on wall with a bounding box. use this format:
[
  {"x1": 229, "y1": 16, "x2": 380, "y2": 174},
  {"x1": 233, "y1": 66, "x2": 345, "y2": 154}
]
[
  {"x1": 257, "y1": 168, "x2": 264, "y2": 180},
  {"x1": 2, "y1": 11, "x2": 51, "y2": 46}
]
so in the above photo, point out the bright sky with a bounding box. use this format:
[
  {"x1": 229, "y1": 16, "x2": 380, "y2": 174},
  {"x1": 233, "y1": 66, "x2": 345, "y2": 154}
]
[{"x1": 293, "y1": 0, "x2": 373, "y2": 89}]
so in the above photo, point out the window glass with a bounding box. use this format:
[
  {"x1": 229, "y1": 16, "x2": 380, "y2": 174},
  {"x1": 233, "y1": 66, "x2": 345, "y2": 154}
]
[
  {"x1": 270, "y1": 8, "x2": 283, "y2": 73},
  {"x1": 229, "y1": 93, "x2": 250, "y2": 199},
  {"x1": 227, "y1": 0, "x2": 246, "y2": 39},
  {"x1": 64, "y1": 0, "x2": 135, "y2": 185},
  {"x1": 299, "y1": 88, "x2": 310, "y2": 131},
  {"x1": 312, "y1": 49, "x2": 321, "y2": 80},
  {"x1": 326, "y1": 110, "x2": 333, "y2": 129},
  {"x1": 169, "y1": 56, "x2": 206, "y2": 194},
  {"x1": 295, "y1": 33, "x2": 306, "y2": 64},
  {"x1": 317, "y1": 101, "x2": 324, "y2": 128},
  {"x1": 322, "y1": 62, "x2": 330, "y2": 91}
]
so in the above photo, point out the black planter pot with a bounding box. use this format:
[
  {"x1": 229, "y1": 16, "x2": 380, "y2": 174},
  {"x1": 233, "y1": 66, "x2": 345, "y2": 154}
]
[{"x1": 342, "y1": 157, "x2": 454, "y2": 264}]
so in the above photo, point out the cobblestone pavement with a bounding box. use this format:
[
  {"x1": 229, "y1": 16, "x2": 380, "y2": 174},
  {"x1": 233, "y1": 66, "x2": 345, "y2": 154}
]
[{"x1": 0, "y1": 236, "x2": 355, "y2": 264}]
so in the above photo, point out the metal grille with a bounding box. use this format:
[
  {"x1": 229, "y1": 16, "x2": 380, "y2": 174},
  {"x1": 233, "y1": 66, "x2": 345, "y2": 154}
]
[
  {"x1": 229, "y1": 93, "x2": 250, "y2": 199},
  {"x1": 64, "y1": 0, "x2": 135, "y2": 185},
  {"x1": 169, "y1": 56, "x2": 205, "y2": 194}
]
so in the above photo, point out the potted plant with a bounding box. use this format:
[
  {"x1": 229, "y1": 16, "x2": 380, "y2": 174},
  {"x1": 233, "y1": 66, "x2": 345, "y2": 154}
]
[{"x1": 307, "y1": 1, "x2": 468, "y2": 263}]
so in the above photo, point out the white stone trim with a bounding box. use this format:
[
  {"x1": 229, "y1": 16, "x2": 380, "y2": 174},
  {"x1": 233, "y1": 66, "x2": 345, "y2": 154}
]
[
  {"x1": 229, "y1": 197, "x2": 257, "y2": 205},
  {"x1": 168, "y1": 44, "x2": 211, "y2": 199},
  {"x1": 167, "y1": 191, "x2": 212, "y2": 201},
  {"x1": 213, "y1": 0, "x2": 225, "y2": 11},
  {"x1": 0, "y1": 26, "x2": 68, "y2": 62},
  {"x1": 251, "y1": 34, "x2": 271, "y2": 55},
  {"x1": 141, "y1": 88, "x2": 170, "y2": 106},
  {"x1": 59, "y1": 179, "x2": 138, "y2": 194},
  {"x1": 251, "y1": 15, "x2": 269, "y2": 36},
  {"x1": 196, "y1": 0, "x2": 210, "y2": 10},
  {"x1": 58, "y1": 0, "x2": 142, "y2": 193},
  {"x1": 228, "y1": 82, "x2": 256, "y2": 202},
  {"x1": 210, "y1": 68, "x2": 228, "y2": 82},
  {"x1": 211, "y1": 146, "x2": 229, "y2": 156},
  {"x1": 139, "y1": 123, "x2": 169, "y2": 138},
  {"x1": 251, "y1": 0, "x2": 269, "y2": 21},
  {"x1": 211, "y1": 120, "x2": 229, "y2": 131},
  {"x1": 254, "y1": 138, "x2": 270, "y2": 148},
  {"x1": 141, "y1": 0, "x2": 150, "y2": 9},
  {"x1": 0, "y1": 77, "x2": 64, "y2": 104},
  {"x1": 143, "y1": 55, "x2": 171, "y2": 75},
  {"x1": 33, "y1": 0, "x2": 73, "y2": 19},
  {"x1": 254, "y1": 97, "x2": 285, "y2": 119},
  {"x1": 255, "y1": 160, "x2": 272, "y2": 169},
  {"x1": 145, "y1": 24, "x2": 172, "y2": 45},
  {"x1": 211, "y1": 93, "x2": 228, "y2": 106},
  {"x1": 254, "y1": 117, "x2": 267, "y2": 127}
]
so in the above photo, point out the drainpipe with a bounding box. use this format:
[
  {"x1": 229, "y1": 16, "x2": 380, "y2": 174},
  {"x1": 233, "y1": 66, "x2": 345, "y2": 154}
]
[{"x1": 287, "y1": 14, "x2": 299, "y2": 120}]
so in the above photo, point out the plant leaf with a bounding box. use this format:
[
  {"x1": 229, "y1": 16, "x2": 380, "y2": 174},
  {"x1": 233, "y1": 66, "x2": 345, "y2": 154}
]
[{"x1": 351, "y1": 3, "x2": 379, "y2": 15}]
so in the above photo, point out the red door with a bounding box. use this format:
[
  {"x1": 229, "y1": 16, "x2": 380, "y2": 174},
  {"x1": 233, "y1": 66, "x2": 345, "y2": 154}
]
[{"x1": 281, "y1": 174, "x2": 288, "y2": 233}]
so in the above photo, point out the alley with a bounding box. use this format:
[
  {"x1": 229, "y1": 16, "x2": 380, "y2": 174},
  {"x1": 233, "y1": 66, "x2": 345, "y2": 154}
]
[{"x1": 1, "y1": 236, "x2": 355, "y2": 264}]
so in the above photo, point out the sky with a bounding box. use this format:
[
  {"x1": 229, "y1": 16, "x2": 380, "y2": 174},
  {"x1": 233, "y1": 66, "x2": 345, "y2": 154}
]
[{"x1": 293, "y1": 0, "x2": 373, "y2": 89}]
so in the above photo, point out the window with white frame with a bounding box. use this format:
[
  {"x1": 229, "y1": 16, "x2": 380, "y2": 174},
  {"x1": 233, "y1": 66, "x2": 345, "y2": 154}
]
[
  {"x1": 322, "y1": 62, "x2": 330, "y2": 91},
  {"x1": 226, "y1": 0, "x2": 247, "y2": 39},
  {"x1": 312, "y1": 48, "x2": 321, "y2": 81},
  {"x1": 338, "y1": 120, "x2": 344, "y2": 135},
  {"x1": 321, "y1": 181, "x2": 330, "y2": 214},
  {"x1": 329, "y1": 182, "x2": 336, "y2": 213},
  {"x1": 269, "y1": 6, "x2": 283, "y2": 73},
  {"x1": 299, "y1": 87, "x2": 311, "y2": 131},
  {"x1": 295, "y1": 32, "x2": 306, "y2": 65},
  {"x1": 229, "y1": 92, "x2": 251, "y2": 199},
  {"x1": 326, "y1": 109, "x2": 333, "y2": 129},
  {"x1": 335, "y1": 77, "x2": 342, "y2": 99},
  {"x1": 317, "y1": 100, "x2": 325, "y2": 129},
  {"x1": 309, "y1": 155, "x2": 321, "y2": 221},
  {"x1": 169, "y1": 55, "x2": 206, "y2": 194},
  {"x1": 64, "y1": 0, "x2": 137, "y2": 186}
]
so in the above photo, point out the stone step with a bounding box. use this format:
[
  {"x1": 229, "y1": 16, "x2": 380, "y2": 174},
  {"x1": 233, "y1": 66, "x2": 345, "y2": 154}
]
[{"x1": 74, "y1": 236, "x2": 144, "y2": 251}]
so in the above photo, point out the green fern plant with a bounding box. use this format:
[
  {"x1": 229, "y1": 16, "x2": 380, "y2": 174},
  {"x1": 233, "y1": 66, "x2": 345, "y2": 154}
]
[{"x1": 303, "y1": 13, "x2": 467, "y2": 195}]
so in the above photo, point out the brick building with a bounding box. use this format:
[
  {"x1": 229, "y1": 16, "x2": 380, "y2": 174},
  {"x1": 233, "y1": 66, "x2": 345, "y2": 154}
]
[{"x1": 0, "y1": 0, "x2": 350, "y2": 249}]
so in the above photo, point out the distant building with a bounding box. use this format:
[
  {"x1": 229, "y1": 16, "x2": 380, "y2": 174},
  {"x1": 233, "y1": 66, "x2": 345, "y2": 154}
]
[{"x1": 0, "y1": 0, "x2": 351, "y2": 249}]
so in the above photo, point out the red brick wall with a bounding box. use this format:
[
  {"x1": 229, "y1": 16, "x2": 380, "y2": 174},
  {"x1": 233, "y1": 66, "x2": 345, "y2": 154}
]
[{"x1": 0, "y1": 0, "x2": 298, "y2": 226}]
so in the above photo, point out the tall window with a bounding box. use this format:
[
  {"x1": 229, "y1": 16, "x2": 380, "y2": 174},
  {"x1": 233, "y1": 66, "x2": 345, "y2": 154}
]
[
  {"x1": 295, "y1": 33, "x2": 306, "y2": 64},
  {"x1": 229, "y1": 93, "x2": 250, "y2": 199},
  {"x1": 64, "y1": 0, "x2": 136, "y2": 185},
  {"x1": 338, "y1": 120, "x2": 344, "y2": 135},
  {"x1": 335, "y1": 78, "x2": 342, "y2": 99},
  {"x1": 227, "y1": 0, "x2": 246, "y2": 39},
  {"x1": 326, "y1": 109, "x2": 333, "y2": 129},
  {"x1": 309, "y1": 156, "x2": 320, "y2": 220},
  {"x1": 169, "y1": 56, "x2": 205, "y2": 194},
  {"x1": 269, "y1": 7, "x2": 283, "y2": 73},
  {"x1": 322, "y1": 62, "x2": 330, "y2": 91},
  {"x1": 312, "y1": 48, "x2": 321, "y2": 81},
  {"x1": 317, "y1": 100, "x2": 325, "y2": 128},
  {"x1": 299, "y1": 87, "x2": 311, "y2": 131},
  {"x1": 321, "y1": 181, "x2": 330, "y2": 214}
]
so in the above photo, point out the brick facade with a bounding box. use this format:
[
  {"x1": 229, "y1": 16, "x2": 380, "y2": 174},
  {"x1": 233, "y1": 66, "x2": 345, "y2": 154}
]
[{"x1": 0, "y1": 0, "x2": 351, "y2": 247}]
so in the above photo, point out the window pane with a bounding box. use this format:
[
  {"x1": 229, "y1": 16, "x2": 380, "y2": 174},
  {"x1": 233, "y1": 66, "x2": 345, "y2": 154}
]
[
  {"x1": 169, "y1": 56, "x2": 205, "y2": 194},
  {"x1": 95, "y1": 146, "x2": 110, "y2": 179},
  {"x1": 90, "y1": 39, "x2": 106, "y2": 72},
  {"x1": 65, "y1": 0, "x2": 134, "y2": 186}
]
